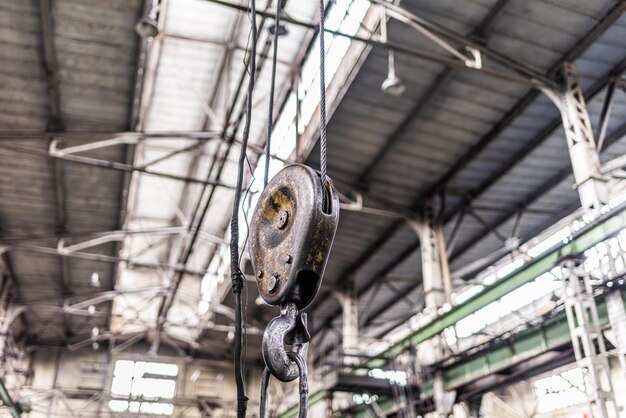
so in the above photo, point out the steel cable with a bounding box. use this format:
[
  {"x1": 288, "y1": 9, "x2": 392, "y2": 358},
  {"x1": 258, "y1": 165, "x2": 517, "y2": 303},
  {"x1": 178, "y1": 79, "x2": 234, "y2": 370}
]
[
  {"x1": 229, "y1": 0, "x2": 258, "y2": 416},
  {"x1": 318, "y1": 0, "x2": 328, "y2": 183},
  {"x1": 264, "y1": 0, "x2": 281, "y2": 187}
]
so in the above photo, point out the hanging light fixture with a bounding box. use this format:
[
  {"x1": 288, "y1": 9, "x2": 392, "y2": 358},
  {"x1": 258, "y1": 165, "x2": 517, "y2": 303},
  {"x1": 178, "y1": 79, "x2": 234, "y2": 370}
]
[
  {"x1": 90, "y1": 272, "x2": 101, "y2": 288},
  {"x1": 268, "y1": 22, "x2": 288, "y2": 37},
  {"x1": 380, "y1": 5, "x2": 405, "y2": 96},
  {"x1": 135, "y1": 0, "x2": 159, "y2": 38},
  {"x1": 268, "y1": 0, "x2": 289, "y2": 37}
]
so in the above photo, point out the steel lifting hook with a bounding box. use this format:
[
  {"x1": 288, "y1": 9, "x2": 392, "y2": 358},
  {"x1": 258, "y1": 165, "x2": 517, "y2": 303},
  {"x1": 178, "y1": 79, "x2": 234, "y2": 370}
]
[
  {"x1": 262, "y1": 303, "x2": 310, "y2": 382},
  {"x1": 260, "y1": 303, "x2": 310, "y2": 418},
  {"x1": 260, "y1": 352, "x2": 308, "y2": 418}
]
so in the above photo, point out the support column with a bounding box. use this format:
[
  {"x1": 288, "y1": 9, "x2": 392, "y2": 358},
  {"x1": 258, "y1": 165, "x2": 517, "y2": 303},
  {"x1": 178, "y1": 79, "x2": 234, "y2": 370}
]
[
  {"x1": 548, "y1": 62, "x2": 626, "y2": 384},
  {"x1": 606, "y1": 290, "x2": 626, "y2": 376},
  {"x1": 561, "y1": 257, "x2": 618, "y2": 418},
  {"x1": 550, "y1": 62, "x2": 609, "y2": 211},
  {"x1": 325, "y1": 392, "x2": 335, "y2": 418},
  {"x1": 410, "y1": 211, "x2": 454, "y2": 417},
  {"x1": 336, "y1": 276, "x2": 359, "y2": 366},
  {"x1": 329, "y1": 278, "x2": 360, "y2": 413},
  {"x1": 414, "y1": 218, "x2": 452, "y2": 320}
]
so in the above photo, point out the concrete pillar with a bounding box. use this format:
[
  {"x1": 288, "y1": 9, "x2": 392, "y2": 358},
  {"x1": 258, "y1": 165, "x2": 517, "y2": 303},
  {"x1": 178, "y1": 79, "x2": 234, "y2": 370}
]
[
  {"x1": 413, "y1": 220, "x2": 452, "y2": 314},
  {"x1": 606, "y1": 291, "x2": 626, "y2": 378},
  {"x1": 410, "y1": 214, "x2": 454, "y2": 417},
  {"x1": 335, "y1": 276, "x2": 359, "y2": 366},
  {"x1": 325, "y1": 392, "x2": 335, "y2": 417}
]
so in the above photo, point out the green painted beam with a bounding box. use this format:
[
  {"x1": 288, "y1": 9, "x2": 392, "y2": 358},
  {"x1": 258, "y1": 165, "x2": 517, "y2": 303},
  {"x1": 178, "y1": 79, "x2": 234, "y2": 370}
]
[
  {"x1": 440, "y1": 291, "x2": 615, "y2": 392},
  {"x1": 370, "y1": 204, "x2": 626, "y2": 366},
  {"x1": 344, "y1": 290, "x2": 623, "y2": 414},
  {"x1": 0, "y1": 377, "x2": 21, "y2": 418}
]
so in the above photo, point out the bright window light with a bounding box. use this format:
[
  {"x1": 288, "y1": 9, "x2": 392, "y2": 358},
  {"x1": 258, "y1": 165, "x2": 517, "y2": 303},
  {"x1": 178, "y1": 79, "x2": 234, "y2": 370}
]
[
  {"x1": 109, "y1": 360, "x2": 178, "y2": 415},
  {"x1": 527, "y1": 226, "x2": 571, "y2": 258},
  {"x1": 534, "y1": 368, "x2": 587, "y2": 413},
  {"x1": 247, "y1": 0, "x2": 371, "y2": 199},
  {"x1": 454, "y1": 285, "x2": 484, "y2": 304},
  {"x1": 368, "y1": 368, "x2": 408, "y2": 386},
  {"x1": 496, "y1": 258, "x2": 524, "y2": 279},
  {"x1": 353, "y1": 393, "x2": 377, "y2": 405}
]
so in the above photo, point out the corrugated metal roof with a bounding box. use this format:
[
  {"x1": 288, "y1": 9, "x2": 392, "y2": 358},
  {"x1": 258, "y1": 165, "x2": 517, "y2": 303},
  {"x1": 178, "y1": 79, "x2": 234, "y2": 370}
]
[
  {"x1": 0, "y1": 1, "x2": 48, "y2": 131},
  {"x1": 0, "y1": 0, "x2": 142, "y2": 344}
]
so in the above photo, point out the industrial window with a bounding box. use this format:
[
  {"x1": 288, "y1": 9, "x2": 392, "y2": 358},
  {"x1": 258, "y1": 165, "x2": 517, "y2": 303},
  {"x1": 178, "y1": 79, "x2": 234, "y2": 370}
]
[
  {"x1": 109, "y1": 360, "x2": 179, "y2": 415},
  {"x1": 533, "y1": 368, "x2": 587, "y2": 413}
]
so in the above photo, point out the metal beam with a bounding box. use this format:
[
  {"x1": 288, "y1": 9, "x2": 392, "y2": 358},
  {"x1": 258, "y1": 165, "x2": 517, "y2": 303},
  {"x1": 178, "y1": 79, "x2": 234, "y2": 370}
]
[
  {"x1": 596, "y1": 79, "x2": 617, "y2": 152},
  {"x1": 551, "y1": 63, "x2": 609, "y2": 210},
  {"x1": 38, "y1": 0, "x2": 64, "y2": 132},
  {"x1": 366, "y1": 136, "x2": 618, "y2": 336},
  {"x1": 381, "y1": 291, "x2": 623, "y2": 414},
  {"x1": 448, "y1": 119, "x2": 626, "y2": 273},
  {"x1": 38, "y1": 0, "x2": 73, "y2": 337},
  {"x1": 0, "y1": 142, "x2": 236, "y2": 189},
  {"x1": 202, "y1": 0, "x2": 557, "y2": 88},
  {"x1": 0, "y1": 130, "x2": 292, "y2": 164},
  {"x1": 10, "y1": 245, "x2": 206, "y2": 277},
  {"x1": 329, "y1": 117, "x2": 625, "y2": 351},
  {"x1": 134, "y1": 0, "x2": 165, "y2": 131},
  {"x1": 368, "y1": 0, "x2": 558, "y2": 88},
  {"x1": 0, "y1": 130, "x2": 224, "y2": 141},
  {"x1": 143, "y1": 14, "x2": 276, "y2": 345},
  {"x1": 0, "y1": 226, "x2": 224, "y2": 244},
  {"x1": 200, "y1": 6, "x2": 245, "y2": 132}
]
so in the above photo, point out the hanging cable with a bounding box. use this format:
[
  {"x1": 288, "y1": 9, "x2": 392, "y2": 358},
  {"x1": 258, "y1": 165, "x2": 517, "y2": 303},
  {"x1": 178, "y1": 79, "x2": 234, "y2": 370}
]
[
  {"x1": 229, "y1": 0, "x2": 258, "y2": 416},
  {"x1": 295, "y1": 73, "x2": 301, "y2": 159},
  {"x1": 318, "y1": 0, "x2": 328, "y2": 184},
  {"x1": 252, "y1": 2, "x2": 339, "y2": 417},
  {"x1": 264, "y1": 0, "x2": 281, "y2": 186}
]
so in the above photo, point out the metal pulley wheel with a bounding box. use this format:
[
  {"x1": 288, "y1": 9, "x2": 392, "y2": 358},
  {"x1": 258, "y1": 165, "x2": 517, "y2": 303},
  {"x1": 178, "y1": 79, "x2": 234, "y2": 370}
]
[{"x1": 249, "y1": 163, "x2": 339, "y2": 310}]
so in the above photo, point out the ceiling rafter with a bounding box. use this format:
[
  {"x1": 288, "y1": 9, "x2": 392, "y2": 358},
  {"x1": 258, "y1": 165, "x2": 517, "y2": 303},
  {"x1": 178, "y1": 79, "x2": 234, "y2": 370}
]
[
  {"x1": 37, "y1": 0, "x2": 73, "y2": 339},
  {"x1": 310, "y1": 0, "x2": 518, "y2": 339},
  {"x1": 309, "y1": 0, "x2": 626, "y2": 343},
  {"x1": 368, "y1": 119, "x2": 626, "y2": 339}
]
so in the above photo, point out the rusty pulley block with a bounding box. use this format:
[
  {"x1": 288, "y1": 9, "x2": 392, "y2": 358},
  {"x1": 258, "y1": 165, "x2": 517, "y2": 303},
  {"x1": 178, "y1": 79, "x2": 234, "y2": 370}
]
[
  {"x1": 251, "y1": 164, "x2": 339, "y2": 418},
  {"x1": 249, "y1": 163, "x2": 339, "y2": 310}
]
